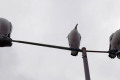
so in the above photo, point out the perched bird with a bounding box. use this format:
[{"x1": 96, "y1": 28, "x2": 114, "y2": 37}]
[
  {"x1": 0, "y1": 18, "x2": 12, "y2": 37},
  {"x1": 109, "y1": 29, "x2": 120, "y2": 59},
  {"x1": 67, "y1": 24, "x2": 81, "y2": 56},
  {"x1": 0, "y1": 18, "x2": 12, "y2": 47}
]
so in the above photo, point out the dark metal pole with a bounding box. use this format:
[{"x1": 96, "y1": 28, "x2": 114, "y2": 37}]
[{"x1": 82, "y1": 47, "x2": 91, "y2": 80}]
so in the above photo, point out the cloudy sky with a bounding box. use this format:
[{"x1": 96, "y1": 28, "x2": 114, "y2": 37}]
[{"x1": 0, "y1": 0, "x2": 120, "y2": 80}]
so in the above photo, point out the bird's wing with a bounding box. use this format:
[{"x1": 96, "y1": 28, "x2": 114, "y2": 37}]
[
  {"x1": 67, "y1": 30, "x2": 74, "y2": 46},
  {"x1": 68, "y1": 34, "x2": 71, "y2": 46},
  {"x1": 110, "y1": 33, "x2": 114, "y2": 42},
  {"x1": 78, "y1": 33, "x2": 81, "y2": 40},
  {"x1": 8, "y1": 22, "x2": 12, "y2": 37},
  {"x1": 109, "y1": 33, "x2": 114, "y2": 51},
  {"x1": 78, "y1": 33, "x2": 81, "y2": 47}
]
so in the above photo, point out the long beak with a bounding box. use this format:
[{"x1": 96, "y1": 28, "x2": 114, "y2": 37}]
[{"x1": 75, "y1": 24, "x2": 78, "y2": 29}]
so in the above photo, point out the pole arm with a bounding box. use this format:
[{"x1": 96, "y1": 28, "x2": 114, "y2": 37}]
[{"x1": 12, "y1": 40, "x2": 109, "y2": 53}]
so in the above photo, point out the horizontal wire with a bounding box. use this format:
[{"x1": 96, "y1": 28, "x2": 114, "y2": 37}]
[
  {"x1": 12, "y1": 40, "x2": 109, "y2": 53},
  {"x1": 86, "y1": 50, "x2": 109, "y2": 53}
]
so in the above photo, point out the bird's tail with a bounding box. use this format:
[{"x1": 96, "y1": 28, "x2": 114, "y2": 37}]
[{"x1": 71, "y1": 51, "x2": 78, "y2": 56}]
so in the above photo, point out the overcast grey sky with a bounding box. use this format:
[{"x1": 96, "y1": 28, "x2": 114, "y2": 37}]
[{"x1": 0, "y1": 0, "x2": 120, "y2": 80}]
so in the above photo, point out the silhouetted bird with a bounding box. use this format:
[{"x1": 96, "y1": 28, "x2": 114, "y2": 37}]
[
  {"x1": 67, "y1": 24, "x2": 81, "y2": 56},
  {"x1": 109, "y1": 29, "x2": 120, "y2": 59},
  {"x1": 0, "y1": 18, "x2": 12, "y2": 37},
  {"x1": 0, "y1": 18, "x2": 12, "y2": 47}
]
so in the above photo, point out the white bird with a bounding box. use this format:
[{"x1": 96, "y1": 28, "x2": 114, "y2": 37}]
[
  {"x1": 67, "y1": 24, "x2": 81, "y2": 56},
  {"x1": 109, "y1": 29, "x2": 120, "y2": 59},
  {"x1": 0, "y1": 18, "x2": 12, "y2": 47},
  {"x1": 0, "y1": 18, "x2": 12, "y2": 37}
]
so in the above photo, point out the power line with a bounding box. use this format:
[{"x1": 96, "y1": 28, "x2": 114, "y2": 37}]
[{"x1": 12, "y1": 40, "x2": 109, "y2": 53}]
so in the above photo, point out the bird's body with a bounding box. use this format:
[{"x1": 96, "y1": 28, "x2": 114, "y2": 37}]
[
  {"x1": 0, "y1": 18, "x2": 12, "y2": 37},
  {"x1": 109, "y1": 29, "x2": 120, "y2": 59},
  {"x1": 0, "y1": 18, "x2": 12, "y2": 47},
  {"x1": 68, "y1": 24, "x2": 81, "y2": 56}
]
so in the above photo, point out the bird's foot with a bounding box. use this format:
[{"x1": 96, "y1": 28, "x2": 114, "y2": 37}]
[
  {"x1": 117, "y1": 51, "x2": 120, "y2": 59},
  {"x1": 109, "y1": 53, "x2": 116, "y2": 59}
]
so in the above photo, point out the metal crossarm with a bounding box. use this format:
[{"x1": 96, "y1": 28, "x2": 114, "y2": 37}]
[
  {"x1": 86, "y1": 50, "x2": 109, "y2": 53},
  {"x1": 12, "y1": 40, "x2": 82, "y2": 52},
  {"x1": 12, "y1": 40, "x2": 109, "y2": 53}
]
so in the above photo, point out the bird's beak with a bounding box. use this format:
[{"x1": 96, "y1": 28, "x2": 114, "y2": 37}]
[{"x1": 75, "y1": 24, "x2": 78, "y2": 29}]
